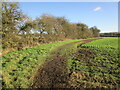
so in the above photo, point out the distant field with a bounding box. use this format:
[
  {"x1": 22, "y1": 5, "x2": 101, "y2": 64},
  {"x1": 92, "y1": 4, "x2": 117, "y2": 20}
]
[
  {"x1": 68, "y1": 37, "x2": 119, "y2": 88},
  {"x1": 82, "y1": 37, "x2": 118, "y2": 49}
]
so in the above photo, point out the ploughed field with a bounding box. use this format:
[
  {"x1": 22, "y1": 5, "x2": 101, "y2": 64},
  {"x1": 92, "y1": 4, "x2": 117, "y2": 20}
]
[{"x1": 1, "y1": 37, "x2": 120, "y2": 88}]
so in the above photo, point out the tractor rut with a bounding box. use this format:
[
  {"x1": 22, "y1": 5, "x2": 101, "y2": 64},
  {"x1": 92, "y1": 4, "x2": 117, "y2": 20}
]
[{"x1": 31, "y1": 38, "x2": 101, "y2": 88}]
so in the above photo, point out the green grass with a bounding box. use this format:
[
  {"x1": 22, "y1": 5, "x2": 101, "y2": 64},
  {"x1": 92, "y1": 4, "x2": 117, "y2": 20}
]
[
  {"x1": 82, "y1": 37, "x2": 119, "y2": 62},
  {"x1": 67, "y1": 37, "x2": 120, "y2": 88},
  {"x1": 83, "y1": 37, "x2": 118, "y2": 48},
  {"x1": 2, "y1": 37, "x2": 118, "y2": 88},
  {"x1": 2, "y1": 39, "x2": 83, "y2": 88}
]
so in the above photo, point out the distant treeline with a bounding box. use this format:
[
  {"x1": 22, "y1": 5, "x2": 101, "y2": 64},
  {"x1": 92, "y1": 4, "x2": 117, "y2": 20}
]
[
  {"x1": 100, "y1": 32, "x2": 120, "y2": 37},
  {"x1": 2, "y1": 2, "x2": 100, "y2": 52}
]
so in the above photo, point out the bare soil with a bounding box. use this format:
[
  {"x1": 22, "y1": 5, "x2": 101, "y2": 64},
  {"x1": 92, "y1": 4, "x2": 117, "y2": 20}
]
[{"x1": 31, "y1": 38, "x2": 101, "y2": 88}]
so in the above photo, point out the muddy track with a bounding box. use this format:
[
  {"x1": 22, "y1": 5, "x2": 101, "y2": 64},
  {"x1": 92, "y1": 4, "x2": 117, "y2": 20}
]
[{"x1": 31, "y1": 38, "x2": 101, "y2": 88}]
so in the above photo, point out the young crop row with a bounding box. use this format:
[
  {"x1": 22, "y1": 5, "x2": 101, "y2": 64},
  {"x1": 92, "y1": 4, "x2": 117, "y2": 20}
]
[
  {"x1": 2, "y1": 39, "x2": 83, "y2": 88},
  {"x1": 67, "y1": 37, "x2": 120, "y2": 88},
  {"x1": 82, "y1": 37, "x2": 119, "y2": 59}
]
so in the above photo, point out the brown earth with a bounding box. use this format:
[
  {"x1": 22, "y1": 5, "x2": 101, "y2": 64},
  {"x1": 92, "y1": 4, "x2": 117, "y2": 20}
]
[{"x1": 31, "y1": 38, "x2": 101, "y2": 88}]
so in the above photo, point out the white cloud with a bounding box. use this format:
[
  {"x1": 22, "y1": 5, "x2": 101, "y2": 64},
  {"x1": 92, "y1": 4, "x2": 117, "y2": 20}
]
[{"x1": 93, "y1": 7, "x2": 102, "y2": 11}]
